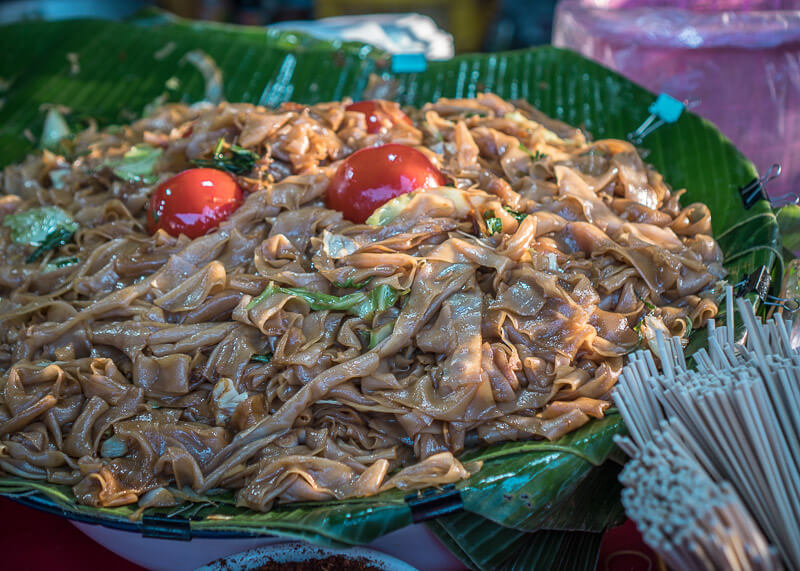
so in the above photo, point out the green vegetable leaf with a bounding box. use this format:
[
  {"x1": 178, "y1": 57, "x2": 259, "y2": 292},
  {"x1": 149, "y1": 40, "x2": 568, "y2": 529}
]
[
  {"x1": 3, "y1": 206, "x2": 77, "y2": 248},
  {"x1": 483, "y1": 210, "x2": 502, "y2": 236},
  {"x1": 251, "y1": 353, "x2": 272, "y2": 363},
  {"x1": 248, "y1": 283, "x2": 404, "y2": 320},
  {"x1": 504, "y1": 206, "x2": 528, "y2": 223},
  {"x1": 333, "y1": 277, "x2": 372, "y2": 289},
  {"x1": 105, "y1": 144, "x2": 163, "y2": 184},
  {"x1": 191, "y1": 137, "x2": 259, "y2": 175},
  {"x1": 248, "y1": 283, "x2": 366, "y2": 312},
  {"x1": 26, "y1": 226, "x2": 77, "y2": 263},
  {"x1": 368, "y1": 320, "x2": 394, "y2": 349},
  {"x1": 351, "y1": 284, "x2": 403, "y2": 320}
]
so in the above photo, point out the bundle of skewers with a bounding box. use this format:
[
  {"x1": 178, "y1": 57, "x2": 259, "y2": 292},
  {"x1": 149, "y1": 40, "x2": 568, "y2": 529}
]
[{"x1": 614, "y1": 286, "x2": 799, "y2": 570}]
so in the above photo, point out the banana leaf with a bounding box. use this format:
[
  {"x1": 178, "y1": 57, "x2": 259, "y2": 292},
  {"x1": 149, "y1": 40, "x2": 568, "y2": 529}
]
[
  {"x1": 426, "y1": 461, "x2": 625, "y2": 570},
  {"x1": 428, "y1": 517, "x2": 605, "y2": 571},
  {"x1": 0, "y1": 9, "x2": 779, "y2": 558}
]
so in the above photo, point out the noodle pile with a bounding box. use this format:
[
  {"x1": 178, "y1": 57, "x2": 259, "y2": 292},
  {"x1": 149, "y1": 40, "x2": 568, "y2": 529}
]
[{"x1": 0, "y1": 94, "x2": 724, "y2": 512}]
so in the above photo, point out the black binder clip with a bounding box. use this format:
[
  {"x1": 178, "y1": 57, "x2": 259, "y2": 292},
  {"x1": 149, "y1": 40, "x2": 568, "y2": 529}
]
[
  {"x1": 404, "y1": 484, "x2": 463, "y2": 523},
  {"x1": 735, "y1": 266, "x2": 799, "y2": 312},
  {"x1": 141, "y1": 514, "x2": 192, "y2": 541},
  {"x1": 738, "y1": 164, "x2": 783, "y2": 210}
]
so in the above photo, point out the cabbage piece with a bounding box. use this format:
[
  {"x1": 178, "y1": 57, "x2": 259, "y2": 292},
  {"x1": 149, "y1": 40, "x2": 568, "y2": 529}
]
[
  {"x1": 212, "y1": 378, "x2": 248, "y2": 424},
  {"x1": 365, "y1": 192, "x2": 415, "y2": 226},
  {"x1": 365, "y1": 187, "x2": 472, "y2": 226},
  {"x1": 105, "y1": 145, "x2": 163, "y2": 184},
  {"x1": 41, "y1": 107, "x2": 71, "y2": 150},
  {"x1": 3, "y1": 206, "x2": 77, "y2": 246}
]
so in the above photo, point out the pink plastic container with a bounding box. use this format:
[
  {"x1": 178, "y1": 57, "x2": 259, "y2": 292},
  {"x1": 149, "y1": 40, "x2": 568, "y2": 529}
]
[{"x1": 554, "y1": 0, "x2": 800, "y2": 200}]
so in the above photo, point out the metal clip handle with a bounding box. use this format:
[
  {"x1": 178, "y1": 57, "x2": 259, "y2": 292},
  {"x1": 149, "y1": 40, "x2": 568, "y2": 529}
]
[
  {"x1": 627, "y1": 93, "x2": 693, "y2": 144},
  {"x1": 404, "y1": 484, "x2": 463, "y2": 523},
  {"x1": 628, "y1": 113, "x2": 665, "y2": 145},
  {"x1": 734, "y1": 266, "x2": 800, "y2": 313},
  {"x1": 739, "y1": 163, "x2": 782, "y2": 209},
  {"x1": 735, "y1": 267, "x2": 772, "y2": 299},
  {"x1": 768, "y1": 187, "x2": 799, "y2": 209}
]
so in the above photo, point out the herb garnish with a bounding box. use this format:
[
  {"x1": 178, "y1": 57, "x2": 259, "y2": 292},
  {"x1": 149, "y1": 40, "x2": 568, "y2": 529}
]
[
  {"x1": 483, "y1": 210, "x2": 502, "y2": 236},
  {"x1": 519, "y1": 143, "x2": 547, "y2": 162},
  {"x1": 503, "y1": 206, "x2": 528, "y2": 223},
  {"x1": 26, "y1": 226, "x2": 76, "y2": 263},
  {"x1": 191, "y1": 137, "x2": 259, "y2": 175}
]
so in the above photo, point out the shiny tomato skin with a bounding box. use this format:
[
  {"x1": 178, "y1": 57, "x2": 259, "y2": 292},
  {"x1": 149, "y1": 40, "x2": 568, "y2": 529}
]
[
  {"x1": 326, "y1": 144, "x2": 446, "y2": 224},
  {"x1": 147, "y1": 168, "x2": 243, "y2": 239},
  {"x1": 345, "y1": 100, "x2": 413, "y2": 134}
]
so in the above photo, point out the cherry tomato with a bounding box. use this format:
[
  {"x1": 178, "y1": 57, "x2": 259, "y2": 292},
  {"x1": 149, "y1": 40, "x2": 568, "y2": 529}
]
[
  {"x1": 345, "y1": 100, "x2": 413, "y2": 134},
  {"x1": 327, "y1": 144, "x2": 446, "y2": 224},
  {"x1": 147, "y1": 168, "x2": 243, "y2": 239}
]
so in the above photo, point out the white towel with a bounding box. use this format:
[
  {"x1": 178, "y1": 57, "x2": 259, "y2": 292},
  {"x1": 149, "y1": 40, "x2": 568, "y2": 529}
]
[{"x1": 270, "y1": 13, "x2": 454, "y2": 60}]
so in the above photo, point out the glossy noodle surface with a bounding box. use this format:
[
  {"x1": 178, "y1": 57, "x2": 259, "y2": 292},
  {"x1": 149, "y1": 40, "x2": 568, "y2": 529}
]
[{"x1": 0, "y1": 94, "x2": 724, "y2": 511}]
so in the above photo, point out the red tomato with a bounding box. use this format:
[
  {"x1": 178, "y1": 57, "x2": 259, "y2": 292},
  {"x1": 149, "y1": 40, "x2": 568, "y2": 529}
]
[
  {"x1": 345, "y1": 100, "x2": 413, "y2": 134},
  {"x1": 326, "y1": 144, "x2": 446, "y2": 224},
  {"x1": 147, "y1": 168, "x2": 243, "y2": 239}
]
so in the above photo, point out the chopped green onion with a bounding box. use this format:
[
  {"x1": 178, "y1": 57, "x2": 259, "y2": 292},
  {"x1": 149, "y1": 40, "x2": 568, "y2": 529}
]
[
  {"x1": 503, "y1": 206, "x2": 528, "y2": 223},
  {"x1": 635, "y1": 292, "x2": 657, "y2": 313},
  {"x1": 519, "y1": 143, "x2": 547, "y2": 162},
  {"x1": 483, "y1": 210, "x2": 502, "y2": 236},
  {"x1": 191, "y1": 137, "x2": 259, "y2": 175}
]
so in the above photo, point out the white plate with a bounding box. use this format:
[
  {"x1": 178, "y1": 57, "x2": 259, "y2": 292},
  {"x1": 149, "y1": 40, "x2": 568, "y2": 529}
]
[
  {"x1": 198, "y1": 541, "x2": 417, "y2": 570},
  {"x1": 72, "y1": 520, "x2": 466, "y2": 570}
]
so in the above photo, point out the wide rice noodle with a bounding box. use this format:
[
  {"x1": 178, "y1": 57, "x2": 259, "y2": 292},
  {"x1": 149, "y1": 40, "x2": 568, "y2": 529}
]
[{"x1": 0, "y1": 93, "x2": 724, "y2": 512}]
